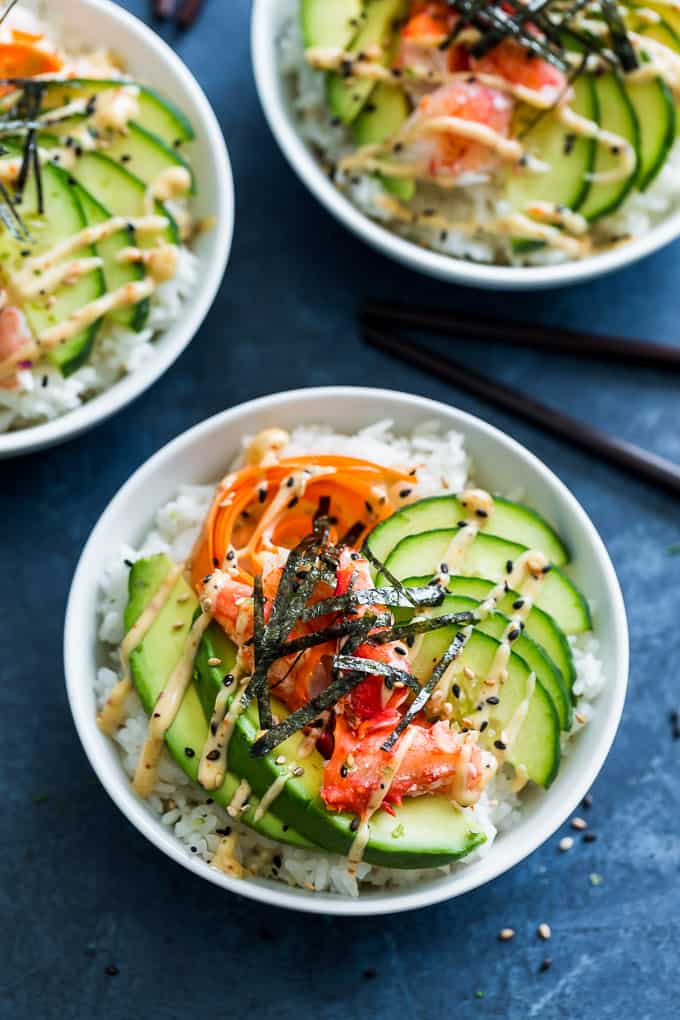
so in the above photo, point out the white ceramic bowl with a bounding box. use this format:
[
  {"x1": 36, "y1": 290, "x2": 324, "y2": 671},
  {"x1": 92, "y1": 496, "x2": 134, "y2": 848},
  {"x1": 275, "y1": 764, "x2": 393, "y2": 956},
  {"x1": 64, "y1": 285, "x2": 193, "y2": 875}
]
[
  {"x1": 0, "y1": 0, "x2": 234, "y2": 459},
  {"x1": 251, "y1": 0, "x2": 680, "y2": 291},
  {"x1": 65, "y1": 386, "x2": 628, "y2": 915}
]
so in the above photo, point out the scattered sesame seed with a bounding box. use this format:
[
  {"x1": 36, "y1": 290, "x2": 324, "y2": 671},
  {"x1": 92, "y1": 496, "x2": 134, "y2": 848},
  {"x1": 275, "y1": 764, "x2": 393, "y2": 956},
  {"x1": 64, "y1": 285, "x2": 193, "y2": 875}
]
[
  {"x1": 498, "y1": 928, "x2": 515, "y2": 941},
  {"x1": 571, "y1": 816, "x2": 587, "y2": 830},
  {"x1": 275, "y1": 755, "x2": 286, "y2": 765},
  {"x1": 582, "y1": 832, "x2": 598, "y2": 844},
  {"x1": 293, "y1": 766, "x2": 305, "y2": 777},
  {"x1": 582, "y1": 794, "x2": 593, "y2": 809},
  {"x1": 172, "y1": 621, "x2": 185, "y2": 630},
  {"x1": 464, "y1": 666, "x2": 475, "y2": 680},
  {"x1": 539, "y1": 958, "x2": 552, "y2": 973},
  {"x1": 559, "y1": 836, "x2": 574, "y2": 852},
  {"x1": 538, "y1": 923, "x2": 552, "y2": 940},
  {"x1": 575, "y1": 711, "x2": 587, "y2": 725},
  {"x1": 104, "y1": 965, "x2": 119, "y2": 977},
  {"x1": 184, "y1": 747, "x2": 195, "y2": 758},
  {"x1": 207, "y1": 657, "x2": 222, "y2": 667},
  {"x1": 494, "y1": 739, "x2": 507, "y2": 751}
]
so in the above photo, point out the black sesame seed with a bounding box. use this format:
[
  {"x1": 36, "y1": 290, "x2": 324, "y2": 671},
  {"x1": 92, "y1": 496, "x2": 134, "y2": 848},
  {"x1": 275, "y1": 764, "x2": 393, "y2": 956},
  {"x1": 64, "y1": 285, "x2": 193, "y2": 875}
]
[
  {"x1": 340, "y1": 764, "x2": 349, "y2": 778},
  {"x1": 439, "y1": 563, "x2": 449, "y2": 574},
  {"x1": 508, "y1": 628, "x2": 520, "y2": 642},
  {"x1": 288, "y1": 496, "x2": 299, "y2": 509},
  {"x1": 190, "y1": 845, "x2": 197, "y2": 853},
  {"x1": 506, "y1": 560, "x2": 514, "y2": 574},
  {"x1": 286, "y1": 476, "x2": 295, "y2": 487},
  {"x1": 365, "y1": 499, "x2": 374, "y2": 514},
  {"x1": 494, "y1": 739, "x2": 507, "y2": 750},
  {"x1": 213, "y1": 557, "x2": 219, "y2": 567},
  {"x1": 41, "y1": 374, "x2": 48, "y2": 387},
  {"x1": 486, "y1": 696, "x2": 500, "y2": 705},
  {"x1": 539, "y1": 958, "x2": 552, "y2": 973},
  {"x1": 399, "y1": 488, "x2": 412, "y2": 499},
  {"x1": 206, "y1": 749, "x2": 220, "y2": 761},
  {"x1": 124, "y1": 558, "x2": 133, "y2": 567},
  {"x1": 452, "y1": 683, "x2": 461, "y2": 699},
  {"x1": 476, "y1": 509, "x2": 488, "y2": 518},
  {"x1": 582, "y1": 832, "x2": 598, "y2": 843},
  {"x1": 120, "y1": 153, "x2": 131, "y2": 162},
  {"x1": 350, "y1": 816, "x2": 360, "y2": 832},
  {"x1": 184, "y1": 747, "x2": 195, "y2": 758},
  {"x1": 226, "y1": 550, "x2": 235, "y2": 561},
  {"x1": 480, "y1": 720, "x2": 488, "y2": 732},
  {"x1": 512, "y1": 598, "x2": 525, "y2": 610},
  {"x1": 394, "y1": 646, "x2": 407, "y2": 656},
  {"x1": 582, "y1": 794, "x2": 593, "y2": 809},
  {"x1": 258, "y1": 487, "x2": 267, "y2": 503},
  {"x1": 104, "y1": 965, "x2": 119, "y2": 977},
  {"x1": 350, "y1": 552, "x2": 361, "y2": 561}
]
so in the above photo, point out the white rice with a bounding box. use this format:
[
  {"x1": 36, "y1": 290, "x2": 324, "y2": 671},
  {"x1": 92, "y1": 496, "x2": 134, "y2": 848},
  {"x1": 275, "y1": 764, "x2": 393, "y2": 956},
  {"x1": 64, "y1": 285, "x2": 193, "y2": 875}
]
[
  {"x1": 0, "y1": 2, "x2": 199, "y2": 434},
  {"x1": 279, "y1": 12, "x2": 680, "y2": 268},
  {"x1": 96, "y1": 420, "x2": 605, "y2": 896}
]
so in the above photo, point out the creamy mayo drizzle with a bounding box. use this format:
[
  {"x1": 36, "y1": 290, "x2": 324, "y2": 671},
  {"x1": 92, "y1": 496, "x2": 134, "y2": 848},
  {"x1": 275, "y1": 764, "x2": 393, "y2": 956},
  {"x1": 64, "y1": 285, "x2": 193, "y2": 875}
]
[
  {"x1": 253, "y1": 772, "x2": 290, "y2": 822},
  {"x1": 16, "y1": 215, "x2": 167, "y2": 276},
  {"x1": 15, "y1": 256, "x2": 103, "y2": 300},
  {"x1": 97, "y1": 563, "x2": 184, "y2": 735},
  {"x1": 133, "y1": 611, "x2": 212, "y2": 797},
  {"x1": 38, "y1": 278, "x2": 155, "y2": 348},
  {"x1": 227, "y1": 778, "x2": 252, "y2": 818},
  {"x1": 347, "y1": 727, "x2": 416, "y2": 876},
  {"x1": 524, "y1": 202, "x2": 589, "y2": 235},
  {"x1": 558, "y1": 105, "x2": 637, "y2": 184},
  {"x1": 198, "y1": 672, "x2": 249, "y2": 791},
  {"x1": 211, "y1": 832, "x2": 246, "y2": 878}
]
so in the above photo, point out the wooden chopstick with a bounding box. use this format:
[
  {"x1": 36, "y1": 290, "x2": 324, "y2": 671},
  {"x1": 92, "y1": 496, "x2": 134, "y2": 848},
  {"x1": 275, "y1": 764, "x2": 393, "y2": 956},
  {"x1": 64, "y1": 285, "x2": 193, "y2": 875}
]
[
  {"x1": 176, "y1": 0, "x2": 204, "y2": 29},
  {"x1": 362, "y1": 301, "x2": 680, "y2": 370},
  {"x1": 152, "y1": 0, "x2": 176, "y2": 20},
  {"x1": 362, "y1": 323, "x2": 680, "y2": 498}
]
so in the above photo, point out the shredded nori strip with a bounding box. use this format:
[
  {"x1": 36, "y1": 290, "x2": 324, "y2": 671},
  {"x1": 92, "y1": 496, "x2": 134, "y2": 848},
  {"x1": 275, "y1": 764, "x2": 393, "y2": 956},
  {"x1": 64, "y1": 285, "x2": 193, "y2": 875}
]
[
  {"x1": 0, "y1": 0, "x2": 18, "y2": 27},
  {"x1": 333, "y1": 654, "x2": 421, "y2": 693},
  {"x1": 338, "y1": 520, "x2": 366, "y2": 547},
  {"x1": 362, "y1": 543, "x2": 421, "y2": 608},
  {"x1": 601, "y1": 0, "x2": 638, "y2": 71},
  {"x1": 299, "y1": 584, "x2": 444, "y2": 623},
  {"x1": 251, "y1": 574, "x2": 273, "y2": 730},
  {"x1": 251, "y1": 670, "x2": 369, "y2": 757},
  {"x1": 366, "y1": 610, "x2": 476, "y2": 646},
  {"x1": 381, "y1": 626, "x2": 473, "y2": 751},
  {"x1": 279, "y1": 613, "x2": 392, "y2": 657}
]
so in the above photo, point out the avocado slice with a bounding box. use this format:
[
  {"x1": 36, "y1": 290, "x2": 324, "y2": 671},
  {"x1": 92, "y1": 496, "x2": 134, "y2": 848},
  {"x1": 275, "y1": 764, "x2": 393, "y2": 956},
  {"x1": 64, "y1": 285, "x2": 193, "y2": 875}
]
[
  {"x1": 125, "y1": 556, "x2": 313, "y2": 849},
  {"x1": 198, "y1": 623, "x2": 486, "y2": 869},
  {"x1": 353, "y1": 81, "x2": 414, "y2": 201}
]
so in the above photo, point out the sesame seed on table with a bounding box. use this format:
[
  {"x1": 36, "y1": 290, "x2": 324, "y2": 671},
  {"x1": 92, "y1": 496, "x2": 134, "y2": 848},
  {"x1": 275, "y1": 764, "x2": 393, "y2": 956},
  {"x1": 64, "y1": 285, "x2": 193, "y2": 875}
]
[{"x1": 2, "y1": 1, "x2": 680, "y2": 1018}]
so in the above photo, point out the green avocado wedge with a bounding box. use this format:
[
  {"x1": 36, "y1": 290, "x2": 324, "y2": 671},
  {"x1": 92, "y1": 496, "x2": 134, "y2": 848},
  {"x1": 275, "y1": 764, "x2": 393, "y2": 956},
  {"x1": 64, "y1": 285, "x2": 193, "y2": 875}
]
[
  {"x1": 124, "y1": 555, "x2": 313, "y2": 848},
  {"x1": 197, "y1": 623, "x2": 487, "y2": 869}
]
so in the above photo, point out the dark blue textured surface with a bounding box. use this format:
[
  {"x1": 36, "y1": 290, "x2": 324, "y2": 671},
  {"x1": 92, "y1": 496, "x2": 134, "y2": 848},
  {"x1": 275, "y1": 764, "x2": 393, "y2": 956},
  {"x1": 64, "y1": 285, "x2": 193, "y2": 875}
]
[{"x1": 2, "y1": 2, "x2": 679, "y2": 1016}]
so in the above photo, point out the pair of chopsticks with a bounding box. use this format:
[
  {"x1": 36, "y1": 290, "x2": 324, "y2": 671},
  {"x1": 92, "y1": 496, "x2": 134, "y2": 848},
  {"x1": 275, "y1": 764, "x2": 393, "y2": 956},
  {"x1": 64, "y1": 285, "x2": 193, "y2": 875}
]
[
  {"x1": 152, "y1": 0, "x2": 204, "y2": 30},
  {"x1": 361, "y1": 301, "x2": 680, "y2": 498}
]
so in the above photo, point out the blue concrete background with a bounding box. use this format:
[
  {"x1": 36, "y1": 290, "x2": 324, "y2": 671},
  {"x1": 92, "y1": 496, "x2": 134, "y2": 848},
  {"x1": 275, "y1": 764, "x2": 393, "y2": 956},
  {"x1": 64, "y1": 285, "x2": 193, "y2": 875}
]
[{"x1": 2, "y1": 1, "x2": 679, "y2": 1016}]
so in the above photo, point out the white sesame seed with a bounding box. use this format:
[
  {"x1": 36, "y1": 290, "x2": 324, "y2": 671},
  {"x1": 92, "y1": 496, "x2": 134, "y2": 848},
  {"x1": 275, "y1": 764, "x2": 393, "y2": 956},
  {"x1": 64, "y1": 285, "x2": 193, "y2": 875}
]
[
  {"x1": 571, "y1": 817, "x2": 588, "y2": 831},
  {"x1": 575, "y1": 711, "x2": 587, "y2": 724},
  {"x1": 275, "y1": 755, "x2": 286, "y2": 765},
  {"x1": 464, "y1": 666, "x2": 475, "y2": 680},
  {"x1": 538, "y1": 923, "x2": 552, "y2": 941},
  {"x1": 207, "y1": 657, "x2": 222, "y2": 667},
  {"x1": 559, "y1": 836, "x2": 574, "y2": 852},
  {"x1": 172, "y1": 621, "x2": 184, "y2": 630},
  {"x1": 177, "y1": 593, "x2": 190, "y2": 603},
  {"x1": 498, "y1": 928, "x2": 515, "y2": 941}
]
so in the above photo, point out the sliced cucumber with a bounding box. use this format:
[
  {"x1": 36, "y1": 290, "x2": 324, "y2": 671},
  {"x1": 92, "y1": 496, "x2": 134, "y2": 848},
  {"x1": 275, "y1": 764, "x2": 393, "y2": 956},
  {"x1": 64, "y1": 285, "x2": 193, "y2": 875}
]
[
  {"x1": 400, "y1": 585, "x2": 571, "y2": 729},
  {"x1": 75, "y1": 183, "x2": 149, "y2": 331},
  {"x1": 326, "y1": 0, "x2": 408, "y2": 125},
  {"x1": 40, "y1": 79, "x2": 194, "y2": 147},
  {"x1": 97, "y1": 121, "x2": 196, "y2": 194},
  {"x1": 381, "y1": 527, "x2": 591, "y2": 634},
  {"x1": 68, "y1": 151, "x2": 178, "y2": 244},
  {"x1": 0, "y1": 154, "x2": 104, "y2": 375},
  {"x1": 444, "y1": 575, "x2": 577, "y2": 699},
  {"x1": 353, "y1": 81, "x2": 414, "y2": 199},
  {"x1": 578, "y1": 72, "x2": 639, "y2": 221},
  {"x1": 411, "y1": 625, "x2": 560, "y2": 787},
  {"x1": 626, "y1": 75, "x2": 675, "y2": 189},
  {"x1": 507, "y1": 72, "x2": 597, "y2": 231},
  {"x1": 301, "y1": 0, "x2": 363, "y2": 48},
  {"x1": 365, "y1": 493, "x2": 569, "y2": 567}
]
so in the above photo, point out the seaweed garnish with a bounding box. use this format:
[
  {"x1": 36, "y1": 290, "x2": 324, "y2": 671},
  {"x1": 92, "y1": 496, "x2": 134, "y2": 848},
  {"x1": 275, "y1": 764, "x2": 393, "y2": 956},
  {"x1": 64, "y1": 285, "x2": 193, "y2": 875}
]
[
  {"x1": 252, "y1": 573, "x2": 273, "y2": 730},
  {"x1": 0, "y1": 0, "x2": 18, "y2": 27},
  {"x1": 601, "y1": 0, "x2": 638, "y2": 71},
  {"x1": 362, "y1": 543, "x2": 421, "y2": 608},
  {"x1": 333, "y1": 654, "x2": 422, "y2": 694},
  {"x1": 299, "y1": 584, "x2": 444, "y2": 624},
  {"x1": 381, "y1": 627, "x2": 472, "y2": 751}
]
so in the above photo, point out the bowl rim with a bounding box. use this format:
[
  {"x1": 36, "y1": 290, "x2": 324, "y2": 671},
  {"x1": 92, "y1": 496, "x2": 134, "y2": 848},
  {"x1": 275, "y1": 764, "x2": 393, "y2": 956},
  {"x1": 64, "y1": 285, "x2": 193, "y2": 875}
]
[
  {"x1": 64, "y1": 385, "x2": 629, "y2": 916},
  {"x1": 250, "y1": 0, "x2": 680, "y2": 292},
  {"x1": 0, "y1": 0, "x2": 234, "y2": 459}
]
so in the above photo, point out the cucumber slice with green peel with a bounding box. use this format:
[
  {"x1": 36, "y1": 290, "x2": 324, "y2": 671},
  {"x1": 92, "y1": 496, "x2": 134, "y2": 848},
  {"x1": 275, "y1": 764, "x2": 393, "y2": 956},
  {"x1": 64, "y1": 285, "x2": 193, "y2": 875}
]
[
  {"x1": 380, "y1": 528, "x2": 591, "y2": 634},
  {"x1": 365, "y1": 493, "x2": 569, "y2": 568},
  {"x1": 626, "y1": 75, "x2": 675, "y2": 189},
  {"x1": 39, "y1": 79, "x2": 194, "y2": 147},
  {"x1": 68, "y1": 150, "x2": 178, "y2": 244},
  {"x1": 0, "y1": 154, "x2": 104, "y2": 376},
  {"x1": 97, "y1": 121, "x2": 196, "y2": 194},
  {"x1": 125, "y1": 556, "x2": 313, "y2": 848},
  {"x1": 507, "y1": 73, "x2": 597, "y2": 240},
  {"x1": 326, "y1": 0, "x2": 408, "y2": 125},
  {"x1": 578, "y1": 72, "x2": 639, "y2": 221},
  {"x1": 353, "y1": 81, "x2": 414, "y2": 200},
  {"x1": 399, "y1": 584, "x2": 572, "y2": 729},
  {"x1": 301, "y1": 0, "x2": 364, "y2": 48},
  {"x1": 443, "y1": 575, "x2": 577, "y2": 699},
  {"x1": 643, "y1": 4, "x2": 680, "y2": 46},
  {"x1": 75, "y1": 183, "x2": 149, "y2": 331},
  {"x1": 411, "y1": 625, "x2": 561, "y2": 788}
]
